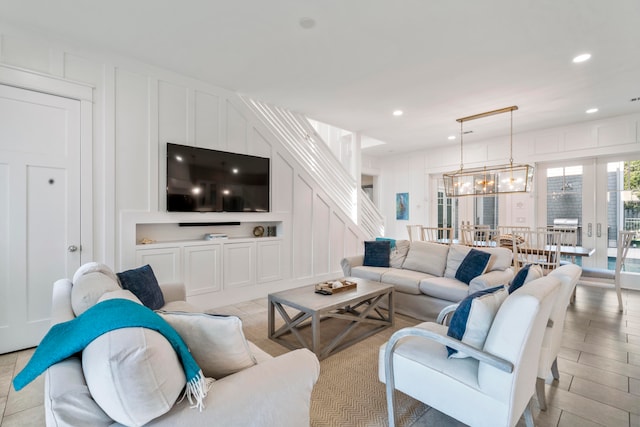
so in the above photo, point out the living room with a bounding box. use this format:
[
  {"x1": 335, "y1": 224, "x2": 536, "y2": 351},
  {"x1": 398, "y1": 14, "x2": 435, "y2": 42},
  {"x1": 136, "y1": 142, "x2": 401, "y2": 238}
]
[{"x1": 1, "y1": 2, "x2": 639, "y2": 426}]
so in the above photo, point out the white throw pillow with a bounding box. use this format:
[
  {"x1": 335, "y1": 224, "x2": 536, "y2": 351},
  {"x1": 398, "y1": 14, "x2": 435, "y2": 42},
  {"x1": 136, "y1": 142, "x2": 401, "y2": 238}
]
[
  {"x1": 157, "y1": 311, "x2": 257, "y2": 379},
  {"x1": 446, "y1": 285, "x2": 508, "y2": 359},
  {"x1": 71, "y1": 272, "x2": 121, "y2": 316},
  {"x1": 82, "y1": 328, "x2": 186, "y2": 427}
]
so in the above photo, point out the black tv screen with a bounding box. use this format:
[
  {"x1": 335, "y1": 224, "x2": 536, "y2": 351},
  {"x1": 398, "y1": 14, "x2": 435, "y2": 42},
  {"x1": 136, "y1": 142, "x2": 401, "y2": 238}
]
[{"x1": 167, "y1": 143, "x2": 270, "y2": 212}]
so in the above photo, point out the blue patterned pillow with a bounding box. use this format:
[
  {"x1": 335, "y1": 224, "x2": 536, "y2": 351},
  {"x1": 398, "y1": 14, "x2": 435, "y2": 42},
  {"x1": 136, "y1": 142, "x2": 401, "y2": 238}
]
[
  {"x1": 117, "y1": 265, "x2": 165, "y2": 310},
  {"x1": 375, "y1": 237, "x2": 396, "y2": 250},
  {"x1": 363, "y1": 240, "x2": 391, "y2": 267},
  {"x1": 455, "y1": 248, "x2": 491, "y2": 285},
  {"x1": 446, "y1": 285, "x2": 508, "y2": 358}
]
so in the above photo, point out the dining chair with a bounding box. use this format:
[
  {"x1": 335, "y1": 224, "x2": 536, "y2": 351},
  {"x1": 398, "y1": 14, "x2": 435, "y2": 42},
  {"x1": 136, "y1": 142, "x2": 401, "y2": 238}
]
[
  {"x1": 580, "y1": 230, "x2": 638, "y2": 311},
  {"x1": 497, "y1": 225, "x2": 531, "y2": 236},
  {"x1": 460, "y1": 224, "x2": 494, "y2": 247},
  {"x1": 421, "y1": 227, "x2": 452, "y2": 244},
  {"x1": 406, "y1": 225, "x2": 424, "y2": 242},
  {"x1": 513, "y1": 230, "x2": 561, "y2": 275},
  {"x1": 380, "y1": 275, "x2": 561, "y2": 427}
]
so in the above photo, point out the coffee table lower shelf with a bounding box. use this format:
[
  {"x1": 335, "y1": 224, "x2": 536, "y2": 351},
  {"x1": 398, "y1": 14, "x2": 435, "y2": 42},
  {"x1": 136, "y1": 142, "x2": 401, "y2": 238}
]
[{"x1": 268, "y1": 280, "x2": 394, "y2": 360}]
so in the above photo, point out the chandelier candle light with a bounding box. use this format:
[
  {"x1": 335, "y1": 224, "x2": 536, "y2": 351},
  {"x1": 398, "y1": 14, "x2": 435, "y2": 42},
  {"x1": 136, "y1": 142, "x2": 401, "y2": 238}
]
[{"x1": 443, "y1": 106, "x2": 534, "y2": 197}]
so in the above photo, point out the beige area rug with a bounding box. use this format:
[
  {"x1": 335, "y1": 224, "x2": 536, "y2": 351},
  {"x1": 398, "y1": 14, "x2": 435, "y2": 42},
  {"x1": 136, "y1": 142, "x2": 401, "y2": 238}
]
[{"x1": 218, "y1": 302, "x2": 430, "y2": 427}]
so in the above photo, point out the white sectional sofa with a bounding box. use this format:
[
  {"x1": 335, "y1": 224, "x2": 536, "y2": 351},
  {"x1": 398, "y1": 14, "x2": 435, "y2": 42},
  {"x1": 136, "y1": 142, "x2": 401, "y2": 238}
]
[
  {"x1": 341, "y1": 241, "x2": 514, "y2": 320},
  {"x1": 42, "y1": 266, "x2": 320, "y2": 427}
]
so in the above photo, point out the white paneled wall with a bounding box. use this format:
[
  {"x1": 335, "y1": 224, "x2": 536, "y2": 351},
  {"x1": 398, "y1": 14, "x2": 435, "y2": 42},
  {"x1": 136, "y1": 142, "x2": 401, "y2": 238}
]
[{"x1": 0, "y1": 26, "x2": 367, "y2": 308}]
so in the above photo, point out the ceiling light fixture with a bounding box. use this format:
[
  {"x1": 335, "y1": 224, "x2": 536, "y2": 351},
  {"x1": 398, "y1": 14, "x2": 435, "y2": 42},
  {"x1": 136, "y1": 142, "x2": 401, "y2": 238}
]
[
  {"x1": 442, "y1": 106, "x2": 534, "y2": 197},
  {"x1": 392, "y1": 110, "x2": 404, "y2": 116},
  {"x1": 572, "y1": 53, "x2": 591, "y2": 63},
  {"x1": 586, "y1": 107, "x2": 598, "y2": 114}
]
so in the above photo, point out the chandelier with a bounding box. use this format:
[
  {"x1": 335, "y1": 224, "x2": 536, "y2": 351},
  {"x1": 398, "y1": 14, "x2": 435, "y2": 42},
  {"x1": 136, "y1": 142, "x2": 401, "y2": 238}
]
[{"x1": 443, "y1": 106, "x2": 534, "y2": 197}]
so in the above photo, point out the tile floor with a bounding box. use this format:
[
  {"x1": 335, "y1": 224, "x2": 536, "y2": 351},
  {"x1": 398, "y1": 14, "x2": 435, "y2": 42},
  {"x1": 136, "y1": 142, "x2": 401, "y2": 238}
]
[{"x1": 1, "y1": 282, "x2": 639, "y2": 427}]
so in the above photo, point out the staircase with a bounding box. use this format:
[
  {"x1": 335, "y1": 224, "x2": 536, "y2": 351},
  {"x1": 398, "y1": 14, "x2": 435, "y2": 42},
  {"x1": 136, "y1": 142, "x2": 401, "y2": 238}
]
[{"x1": 242, "y1": 97, "x2": 384, "y2": 238}]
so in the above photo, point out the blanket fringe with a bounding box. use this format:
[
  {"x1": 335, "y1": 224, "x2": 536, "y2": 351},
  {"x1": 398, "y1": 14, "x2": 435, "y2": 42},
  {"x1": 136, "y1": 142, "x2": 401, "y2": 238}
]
[{"x1": 179, "y1": 370, "x2": 214, "y2": 411}]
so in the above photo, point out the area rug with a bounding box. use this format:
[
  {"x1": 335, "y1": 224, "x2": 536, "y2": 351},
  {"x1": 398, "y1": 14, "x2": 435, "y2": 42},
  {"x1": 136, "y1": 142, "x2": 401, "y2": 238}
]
[{"x1": 233, "y1": 307, "x2": 430, "y2": 427}]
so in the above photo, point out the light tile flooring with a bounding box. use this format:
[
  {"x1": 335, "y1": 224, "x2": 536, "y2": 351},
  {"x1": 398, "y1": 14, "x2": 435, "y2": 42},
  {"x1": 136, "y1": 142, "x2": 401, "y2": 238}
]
[{"x1": 1, "y1": 282, "x2": 640, "y2": 427}]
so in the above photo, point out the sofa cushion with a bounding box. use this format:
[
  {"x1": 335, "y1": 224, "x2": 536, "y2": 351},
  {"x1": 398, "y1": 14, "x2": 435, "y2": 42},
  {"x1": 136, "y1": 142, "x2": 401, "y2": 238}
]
[
  {"x1": 446, "y1": 285, "x2": 508, "y2": 358},
  {"x1": 455, "y1": 249, "x2": 491, "y2": 285},
  {"x1": 363, "y1": 240, "x2": 391, "y2": 267},
  {"x1": 444, "y1": 245, "x2": 512, "y2": 279},
  {"x1": 390, "y1": 240, "x2": 411, "y2": 268},
  {"x1": 71, "y1": 272, "x2": 121, "y2": 316},
  {"x1": 157, "y1": 311, "x2": 257, "y2": 379},
  {"x1": 117, "y1": 264, "x2": 165, "y2": 310},
  {"x1": 508, "y1": 264, "x2": 544, "y2": 294},
  {"x1": 381, "y1": 269, "x2": 433, "y2": 295},
  {"x1": 82, "y1": 327, "x2": 186, "y2": 426},
  {"x1": 401, "y1": 241, "x2": 449, "y2": 276},
  {"x1": 351, "y1": 266, "x2": 391, "y2": 282},
  {"x1": 97, "y1": 289, "x2": 142, "y2": 304},
  {"x1": 419, "y1": 277, "x2": 471, "y2": 302}
]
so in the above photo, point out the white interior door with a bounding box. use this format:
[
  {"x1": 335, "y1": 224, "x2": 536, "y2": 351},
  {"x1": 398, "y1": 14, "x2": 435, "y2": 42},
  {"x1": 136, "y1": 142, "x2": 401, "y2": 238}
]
[{"x1": 0, "y1": 84, "x2": 82, "y2": 354}]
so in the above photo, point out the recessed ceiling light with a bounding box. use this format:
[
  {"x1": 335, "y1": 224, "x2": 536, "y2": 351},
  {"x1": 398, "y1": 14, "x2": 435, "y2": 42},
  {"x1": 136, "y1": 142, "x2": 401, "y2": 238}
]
[
  {"x1": 586, "y1": 108, "x2": 598, "y2": 114},
  {"x1": 573, "y1": 53, "x2": 591, "y2": 63},
  {"x1": 299, "y1": 17, "x2": 316, "y2": 29},
  {"x1": 392, "y1": 110, "x2": 404, "y2": 116},
  {"x1": 448, "y1": 135, "x2": 456, "y2": 140}
]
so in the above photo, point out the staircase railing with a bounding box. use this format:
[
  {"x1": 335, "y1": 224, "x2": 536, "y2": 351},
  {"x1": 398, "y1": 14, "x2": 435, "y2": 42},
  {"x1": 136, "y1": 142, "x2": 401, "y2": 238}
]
[{"x1": 242, "y1": 97, "x2": 384, "y2": 238}]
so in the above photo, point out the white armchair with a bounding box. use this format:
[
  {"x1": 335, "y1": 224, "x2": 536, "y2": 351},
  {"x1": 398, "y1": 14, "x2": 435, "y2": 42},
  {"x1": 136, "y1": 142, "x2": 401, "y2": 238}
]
[
  {"x1": 379, "y1": 276, "x2": 561, "y2": 427},
  {"x1": 536, "y1": 263, "x2": 582, "y2": 410}
]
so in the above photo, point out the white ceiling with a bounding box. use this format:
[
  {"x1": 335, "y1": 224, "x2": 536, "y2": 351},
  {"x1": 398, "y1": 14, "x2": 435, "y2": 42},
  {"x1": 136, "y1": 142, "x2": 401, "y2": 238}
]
[{"x1": 2, "y1": 0, "x2": 639, "y2": 156}]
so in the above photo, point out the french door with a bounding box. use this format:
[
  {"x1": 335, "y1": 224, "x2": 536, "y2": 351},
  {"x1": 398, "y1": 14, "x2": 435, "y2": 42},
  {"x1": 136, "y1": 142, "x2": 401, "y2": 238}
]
[
  {"x1": 538, "y1": 156, "x2": 640, "y2": 276},
  {"x1": 0, "y1": 84, "x2": 82, "y2": 353}
]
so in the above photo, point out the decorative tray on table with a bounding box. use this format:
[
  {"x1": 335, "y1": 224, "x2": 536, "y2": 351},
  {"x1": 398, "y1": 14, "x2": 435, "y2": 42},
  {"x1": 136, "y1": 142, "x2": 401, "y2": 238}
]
[{"x1": 314, "y1": 279, "x2": 357, "y2": 295}]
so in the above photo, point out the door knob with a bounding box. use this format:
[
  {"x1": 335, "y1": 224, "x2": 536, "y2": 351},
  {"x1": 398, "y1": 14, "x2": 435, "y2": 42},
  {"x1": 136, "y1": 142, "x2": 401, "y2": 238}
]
[{"x1": 68, "y1": 245, "x2": 78, "y2": 252}]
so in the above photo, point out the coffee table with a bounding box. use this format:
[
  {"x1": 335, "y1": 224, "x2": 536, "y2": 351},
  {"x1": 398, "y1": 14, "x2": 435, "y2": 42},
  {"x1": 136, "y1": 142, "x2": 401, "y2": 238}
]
[{"x1": 268, "y1": 278, "x2": 394, "y2": 360}]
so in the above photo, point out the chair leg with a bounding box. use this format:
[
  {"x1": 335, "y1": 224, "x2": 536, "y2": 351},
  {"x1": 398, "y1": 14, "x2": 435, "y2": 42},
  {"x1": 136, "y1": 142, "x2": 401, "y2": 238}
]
[
  {"x1": 569, "y1": 286, "x2": 576, "y2": 304},
  {"x1": 524, "y1": 398, "x2": 535, "y2": 427},
  {"x1": 536, "y1": 377, "x2": 547, "y2": 411},
  {"x1": 551, "y1": 357, "x2": 560, "y2": 381},
  {"x1": 615, "y1": 279, "x2": 623, "y2": 312}
]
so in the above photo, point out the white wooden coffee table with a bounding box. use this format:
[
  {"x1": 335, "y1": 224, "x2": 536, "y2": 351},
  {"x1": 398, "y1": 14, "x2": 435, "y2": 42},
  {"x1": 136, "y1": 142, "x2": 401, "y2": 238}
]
[{"x1": 268, "y1": 278, "x2": 394, "y2": 360}]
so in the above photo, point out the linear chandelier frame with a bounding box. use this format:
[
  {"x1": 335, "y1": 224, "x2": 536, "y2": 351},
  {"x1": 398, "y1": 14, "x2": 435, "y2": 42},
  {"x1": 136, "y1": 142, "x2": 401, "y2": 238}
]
[{"x1": 443, "y1": 105, "x2": 534, "y2": 197}]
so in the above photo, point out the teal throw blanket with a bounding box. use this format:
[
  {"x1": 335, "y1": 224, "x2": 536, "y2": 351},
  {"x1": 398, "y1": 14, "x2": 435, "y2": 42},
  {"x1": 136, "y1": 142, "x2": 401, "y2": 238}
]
[{"x1": 13, "y1": 298, "x2": 209, "y2": 409}]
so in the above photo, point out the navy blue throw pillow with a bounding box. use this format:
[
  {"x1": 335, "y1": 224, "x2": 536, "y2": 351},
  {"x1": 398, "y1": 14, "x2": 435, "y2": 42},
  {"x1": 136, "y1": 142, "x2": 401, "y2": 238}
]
[
  {"x1": 508, "y1": 264, "x2": 532, "y2": 294},
  {"x1": 117, "y1": 264, "x2": 165, "y2": 310},
  {"x1": 455, "y1": 249, "x2": 492, "y2": 285},
  {"x1": 363, "y1": 240, "x2": 391, "y2": 267}
]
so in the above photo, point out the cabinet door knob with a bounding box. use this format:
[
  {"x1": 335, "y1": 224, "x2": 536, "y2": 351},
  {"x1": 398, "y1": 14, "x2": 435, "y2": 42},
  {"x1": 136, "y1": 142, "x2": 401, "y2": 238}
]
[{"x1": 68, "y1": 245, "x2": 78, "y2": 252}]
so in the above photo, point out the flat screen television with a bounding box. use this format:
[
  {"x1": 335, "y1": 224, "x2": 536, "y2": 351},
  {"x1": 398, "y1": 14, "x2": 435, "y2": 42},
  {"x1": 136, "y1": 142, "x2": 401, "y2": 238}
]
[{"x1": 166, "y1": 143, "x2": 270, "y2": 212}]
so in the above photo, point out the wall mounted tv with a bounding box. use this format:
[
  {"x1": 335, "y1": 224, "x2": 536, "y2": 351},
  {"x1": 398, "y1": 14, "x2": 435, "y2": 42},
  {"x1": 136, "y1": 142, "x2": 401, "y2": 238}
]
[{"x1": 166, "y1": 143, "x2": 270, "y2": 213}]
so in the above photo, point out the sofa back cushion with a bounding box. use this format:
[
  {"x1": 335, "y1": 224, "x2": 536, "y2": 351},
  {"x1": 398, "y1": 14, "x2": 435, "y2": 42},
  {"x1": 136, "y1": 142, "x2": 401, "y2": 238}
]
[
  {"x1": 444, "y1": 245, "x2": 513, "y2": 279},
  {"x1": 401, "y1": 241, "x2": 449, "y2": 276},
  {"x1": 389, "y1": 240, "x2": 411, "y2": 268}
]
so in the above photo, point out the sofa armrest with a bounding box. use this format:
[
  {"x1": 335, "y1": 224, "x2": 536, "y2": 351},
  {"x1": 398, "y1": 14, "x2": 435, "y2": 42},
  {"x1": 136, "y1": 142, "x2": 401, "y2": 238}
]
[
  {"x1": 468, "y1": 268, "x2": 514, "y2": 294},
  {"x1": 341, "y1": 255, "x2": 364, "y2": 276},
  {"x1": 159, "y1": 283, "x2": 186, "y2": 303},
  {"x1": 150, "y1": 349, "x2": 320, "y2": 427},
  {"x1": 51, "y1": 279, "x2": 75, "y2": 325}
]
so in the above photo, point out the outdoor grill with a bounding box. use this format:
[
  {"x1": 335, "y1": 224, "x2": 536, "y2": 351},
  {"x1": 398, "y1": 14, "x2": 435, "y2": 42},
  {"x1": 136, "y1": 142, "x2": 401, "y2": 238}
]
[{"x1": 551, "y1": 218, "x2": 580, "y2": 245}]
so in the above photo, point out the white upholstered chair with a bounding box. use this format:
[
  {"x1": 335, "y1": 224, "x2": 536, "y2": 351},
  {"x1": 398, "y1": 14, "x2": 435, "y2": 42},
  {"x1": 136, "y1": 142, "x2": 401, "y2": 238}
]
[
  {"x1": 535, "y1": 263, "x2": 582, "y2": 410},
  {"x1": 379, "y1": 276, "x2": 560, "y2": 427}
]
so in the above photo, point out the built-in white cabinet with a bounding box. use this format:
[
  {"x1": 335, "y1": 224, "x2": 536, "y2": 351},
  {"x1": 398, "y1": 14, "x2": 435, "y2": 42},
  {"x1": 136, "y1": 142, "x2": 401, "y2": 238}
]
[
  {"x1": 223, "y1": 242, "x2": 256, "y2": 289},
  {"x1": 256, "y1": 240, "x2": 282, "y2": 283},
  {"x1": 183, "y1": 243, "x2": 222, "y2": 295},
  {"x1": 135, "y1": 246, "x2": 182, "y2": 284},
  {"x1": 134, "y1": 237, "x2": 282, "y2": 299}
]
